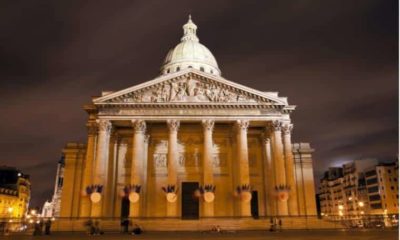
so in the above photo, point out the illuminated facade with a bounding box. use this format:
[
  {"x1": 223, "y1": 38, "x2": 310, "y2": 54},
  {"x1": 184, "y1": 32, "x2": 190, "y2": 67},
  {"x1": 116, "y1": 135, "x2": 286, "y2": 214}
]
[
  {"x1": 364, "y1": 162, "x2": 399, "y2": 215},
  {"x1": 57, "y1": 16, "x2": 324, "y2": 230},
  {"x1": 319, "y1": 159, "x2": 399, "y2": 220},
  {"x1": 0, "y1": 167, "x2": 30, "y2": 219},
  {"x1": 41, "y1": 156, "x2": 65, "y2": 218}
]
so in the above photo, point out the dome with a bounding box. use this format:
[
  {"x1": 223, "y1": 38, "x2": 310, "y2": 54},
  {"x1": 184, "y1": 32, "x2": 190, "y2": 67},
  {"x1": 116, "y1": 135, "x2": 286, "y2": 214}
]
[{"x1": 160, "y1": 15, "x2": 221, "y2": 76}]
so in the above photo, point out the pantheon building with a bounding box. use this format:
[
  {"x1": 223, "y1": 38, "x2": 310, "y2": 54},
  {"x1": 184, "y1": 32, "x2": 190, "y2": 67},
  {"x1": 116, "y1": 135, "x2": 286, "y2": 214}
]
[{"x1": 58, "y1": 17, "x2": 320, "y2": 230}]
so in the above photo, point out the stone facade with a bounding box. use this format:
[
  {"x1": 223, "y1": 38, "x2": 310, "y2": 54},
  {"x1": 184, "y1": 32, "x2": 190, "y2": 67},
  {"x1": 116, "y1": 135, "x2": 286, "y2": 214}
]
[{"x1": 58, "y1": 17, "x2": 318, "y2": 227}]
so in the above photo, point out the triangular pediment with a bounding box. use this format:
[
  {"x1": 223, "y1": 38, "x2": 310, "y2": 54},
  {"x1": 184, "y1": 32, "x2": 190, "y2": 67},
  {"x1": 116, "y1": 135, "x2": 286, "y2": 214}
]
[{"x1": 93, "y1": 69, "x2": 290, "y2": 108}]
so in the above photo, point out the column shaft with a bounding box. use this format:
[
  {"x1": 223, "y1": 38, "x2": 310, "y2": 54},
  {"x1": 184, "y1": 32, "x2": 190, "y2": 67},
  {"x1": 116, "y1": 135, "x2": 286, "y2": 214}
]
[
  {"x1": 79, "y1": 123, "x2": 97, "y2": 217},
  {"x1": 236, "y1": 120, "x2": 251, "y2": 216},
  {"x1": 167, "y1": 120, "x2": 180, "y2": 217},
  {"x1": 91, "y1": 119, "x2": 111, "y2": 217},
  {"x1": 283, "y1": 124, "x2": 299, "y2": 216},
  {"x1": 130, "y1": 120, "x2": 146, "y2": 217},
  {"x1": 202, "y1": 120, "x2": 215, "y2": 217},
  {"x1": 263, "y1": 137, "x2": 276, "y2": 216},
  {"x1": 270, "y1": 121, "x2": 288, "y2": 216}
]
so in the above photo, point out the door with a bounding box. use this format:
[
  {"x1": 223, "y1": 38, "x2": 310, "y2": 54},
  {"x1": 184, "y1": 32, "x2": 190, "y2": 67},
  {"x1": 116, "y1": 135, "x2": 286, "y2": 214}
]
[
  {"x1": 181, "y1": 182, "x2": 199, "y2": 219},
  {"x1": 251, "y1": 190, "x2": 259, "y2": 219},
  {"x1": 121, "y1": 197, "x2": 130, "y2": 219}
]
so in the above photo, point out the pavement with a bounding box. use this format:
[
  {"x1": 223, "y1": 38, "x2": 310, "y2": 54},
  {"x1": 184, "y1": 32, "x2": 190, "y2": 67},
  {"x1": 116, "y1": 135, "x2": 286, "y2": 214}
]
[{"x1": 0, "y1": 229, "x2": 398, "y2": 240}]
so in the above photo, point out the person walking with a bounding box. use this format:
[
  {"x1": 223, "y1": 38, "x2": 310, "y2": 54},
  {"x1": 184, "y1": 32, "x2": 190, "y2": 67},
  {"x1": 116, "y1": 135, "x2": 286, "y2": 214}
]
[{"x1": 44, "y1": 219, "x2": 51, "y2": 235}]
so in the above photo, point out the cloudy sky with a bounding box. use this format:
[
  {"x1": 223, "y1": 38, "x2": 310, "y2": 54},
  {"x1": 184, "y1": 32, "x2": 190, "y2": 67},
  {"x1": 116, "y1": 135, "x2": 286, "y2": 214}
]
[{"x1": 0, "y1": 1, "x2": 397, "y2": 207}]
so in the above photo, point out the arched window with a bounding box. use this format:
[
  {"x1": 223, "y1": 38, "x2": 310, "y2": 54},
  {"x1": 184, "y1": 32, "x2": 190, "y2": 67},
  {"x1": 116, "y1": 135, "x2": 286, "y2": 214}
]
[
  {"x1": 176, "y1": 67, "x2": 180, "y2": 71},
  {"x1": 210, "y1": 70, "x2": 214, "y2": 74},
  {"x1": 167, "y1": 69, "x2": 170, "y2": 73},
  {"x1": 200, "y1": 67, "x2": 204, "y2": 72}
]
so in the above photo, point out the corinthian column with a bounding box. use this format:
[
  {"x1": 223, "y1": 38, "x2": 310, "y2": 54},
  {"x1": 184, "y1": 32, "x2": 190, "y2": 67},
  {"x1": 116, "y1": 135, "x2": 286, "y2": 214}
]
[
  {"x1": 79, "y1": 122, "x2": 97, "y2": 217},
  {"x1": 91, "y1": 119, "x2": 112, "y2": 217},
  {"x1": 130, "y1": 120, "x2": 146, "y2": 217},
  {"x1": 263, "y1": 137, "x2": 276, "y2": 216},
  {"x1": 270, "y1": 120, "x2": 288, "y2": 216},
  {"x1": 202, "y1": 120, "x2": 215, "y2": 217},
  {"x1": 235, "y1": 120, "x2": 251, "y2": 216},
  {"x1": 166, "y1": 120, "x2": 180, "y2": 217},
  {"x1": 282, "y1": 123, "x2": 299, "y2": 216}
]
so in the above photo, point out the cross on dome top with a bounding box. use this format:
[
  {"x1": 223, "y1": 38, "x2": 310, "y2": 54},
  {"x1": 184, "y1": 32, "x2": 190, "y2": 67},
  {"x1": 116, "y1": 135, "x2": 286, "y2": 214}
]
[{"x1": 181, "y1": 15, "x2": 199, "y2": 42}]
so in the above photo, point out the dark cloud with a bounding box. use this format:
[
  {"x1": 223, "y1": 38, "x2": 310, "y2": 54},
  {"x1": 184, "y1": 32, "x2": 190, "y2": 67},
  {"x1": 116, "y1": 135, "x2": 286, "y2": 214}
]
[{"x1": 0, "y1": 0, "x2": 397, "y2": 207}]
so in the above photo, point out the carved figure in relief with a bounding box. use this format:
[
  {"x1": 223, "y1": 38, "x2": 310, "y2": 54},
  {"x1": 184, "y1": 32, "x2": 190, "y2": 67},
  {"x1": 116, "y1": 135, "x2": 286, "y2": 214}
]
[
  {"x1": 154, "y1": 154, "x2": 167, "y2": 168},
  {"x1": 187, "y1": 79, "x2": 196, "y2": 96},
  {"x1": 161, "y1": 84, "x2": 170, "y2": 102},
  {"x1": 170, "y1": 81, "x2": 179, "y2": 101},
  {"x1": 111, "y1": 78, "x2": 260, "y2": 103},
  {"x1": 176, "y1": 82, "x2": 188, "y2": 100}
]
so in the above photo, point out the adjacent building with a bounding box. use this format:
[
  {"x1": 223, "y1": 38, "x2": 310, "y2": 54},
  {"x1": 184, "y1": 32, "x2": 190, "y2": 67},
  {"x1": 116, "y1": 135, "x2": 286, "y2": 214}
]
[
  {"x1": 0, "y1": 166, "x2": 30, "y2": 219},
  {"x1": 319, "y1": 159, "x2": 399, "y2": 220},
  {"x1": 364, "y1": 162, "x2": 399, "y2": 215}
]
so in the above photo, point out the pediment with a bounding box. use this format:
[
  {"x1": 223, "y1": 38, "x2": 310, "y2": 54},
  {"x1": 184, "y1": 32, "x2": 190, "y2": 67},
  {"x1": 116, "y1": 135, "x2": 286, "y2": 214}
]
[{"x1": 94, "y1": 69, "x2": 289, "y2": 108}]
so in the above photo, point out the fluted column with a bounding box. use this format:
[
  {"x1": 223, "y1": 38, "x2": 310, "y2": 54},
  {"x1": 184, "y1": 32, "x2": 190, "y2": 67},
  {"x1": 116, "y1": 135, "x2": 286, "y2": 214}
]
[
  {"x1": 263, "y1": 137, "x2": 276, "y2": 216},
  {"x1": 236, "y1": 120, "x2": 251, "y2": 216},
  {"x1": 91, "y1": 119, "x2": 112, "y2": 217},
  {"x1": 130, "y1": 120, "x2": 146, "y2": 217},
  {"x1": 142, "y1": 135, "x2": 150, "y2": 217},
  {"x1": 282, "y1": 123, "x2": 299, "y2": 215},
  {"x1": 270, "y1": 120, "x2": 288, "y2": 216},
  {"x1": 202, "y1": 120, "x2": 215, "y2": 217},
  {"x1": 167, "y1": 120, "x2": 180, "y2": 217},
  {"x1": 79, "y1": 122, "x2": 97, "y2": 217}
]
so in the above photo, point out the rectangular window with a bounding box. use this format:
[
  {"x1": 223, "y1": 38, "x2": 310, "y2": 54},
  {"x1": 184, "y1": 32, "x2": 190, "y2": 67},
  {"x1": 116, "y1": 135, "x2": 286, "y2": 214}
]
[
  {"x1": 366, "y1": 178, "x2": 378, "y2": 185},
  {"x1": 365, "y1": 170, "x2": 377, "y2": 178},
  {"x1": 370, "y1": 203, "x2": 382, "y2": 209},
  {"x1": 368, "y1": 186, "x2": 379, "y2": 193},
  {"x1": 369, "y1": 194, "x2": 381, "y2": 201}
]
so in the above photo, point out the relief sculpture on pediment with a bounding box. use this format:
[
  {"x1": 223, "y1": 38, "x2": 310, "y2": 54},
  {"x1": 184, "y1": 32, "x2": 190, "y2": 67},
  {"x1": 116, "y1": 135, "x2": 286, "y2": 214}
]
[{"x1": 112, "y1": 78, "x2": 258, "y2": 103}]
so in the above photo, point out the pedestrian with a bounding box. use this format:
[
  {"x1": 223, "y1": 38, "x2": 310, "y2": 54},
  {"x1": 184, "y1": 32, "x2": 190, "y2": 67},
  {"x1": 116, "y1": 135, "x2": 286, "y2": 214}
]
[
  {"x1": 278, "y1": 218, "x2": 282, "y2": 231},
  {"x1": 121, "y1": 218, "x2": 129, "y2": 233},
  {"x1": 44, "y1": 219, "x2": 51, "y2": 235},
  {"x1": 33, "y1": 221, "x2": 41, "y2": 236},
  {"x1": 269, "y1": 217, "x2": 275, "y2": 232},
  {"x1": 131, "y1": 224, "x2": 142, "y2": 235}
]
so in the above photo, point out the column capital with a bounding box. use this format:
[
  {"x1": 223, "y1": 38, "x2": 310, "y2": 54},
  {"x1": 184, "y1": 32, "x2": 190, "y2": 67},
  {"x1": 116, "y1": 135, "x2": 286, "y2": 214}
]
[
  {"x1": 96, "y1": 119, "x2": 112, "y2": 133},
  {"x1": 202, "y1": 120, "x2": 215, "y2": 132},
  {"x1": 235, "y1": 120, "x2": 249, "y2": 131},
  {"x1": 282, "y1": 123, "x2": 293, "y2": 135},
  {"x1": 131, "y1": 120, "x2": 146, "y2": 133},
  {"x1": 86, "y1": 122, "x2": 98, "y2": 135},
  {"x1": 144, "y1": 135, "x2": 150, "y2": 144},
  {"x1": 167, "y1": 120, "x2": 180, "y2": 132},
  {"x1": 271, "y1": 120, "x2": 282, "y2": 131},
  {"x1": 262, "y1": 137, "x2": 271, "y2": 145}
]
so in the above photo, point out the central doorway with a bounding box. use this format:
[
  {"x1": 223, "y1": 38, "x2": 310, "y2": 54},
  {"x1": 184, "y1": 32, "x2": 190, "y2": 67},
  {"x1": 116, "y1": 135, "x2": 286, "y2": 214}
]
[
  {"x1": 251, "y1": 190, "x2": 259, "y2": 219},
  {"x1": 181, "y1": 182, "x2": 199, "y2": 219}
]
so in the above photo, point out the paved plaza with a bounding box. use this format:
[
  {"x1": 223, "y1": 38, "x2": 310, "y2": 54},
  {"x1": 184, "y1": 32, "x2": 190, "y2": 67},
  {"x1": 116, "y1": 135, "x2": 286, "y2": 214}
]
[{"x1": 0, "y1": 229, "x2": 398, "y2": 240}]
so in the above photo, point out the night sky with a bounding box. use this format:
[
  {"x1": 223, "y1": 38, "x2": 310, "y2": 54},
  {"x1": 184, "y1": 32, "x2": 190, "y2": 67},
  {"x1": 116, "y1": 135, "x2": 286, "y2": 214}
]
[{"x1": 0, "y1": 1, "x2": 397, "y2": 208}]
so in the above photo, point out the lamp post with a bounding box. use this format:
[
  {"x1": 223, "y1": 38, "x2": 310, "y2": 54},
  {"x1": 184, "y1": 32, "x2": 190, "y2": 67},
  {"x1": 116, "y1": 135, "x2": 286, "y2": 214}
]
[{"x1": 7, "y1": 207, "x2": 14, "y2": 222}]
